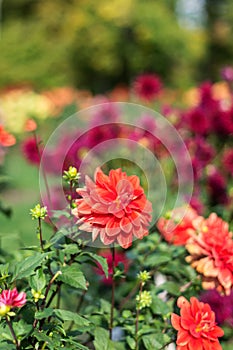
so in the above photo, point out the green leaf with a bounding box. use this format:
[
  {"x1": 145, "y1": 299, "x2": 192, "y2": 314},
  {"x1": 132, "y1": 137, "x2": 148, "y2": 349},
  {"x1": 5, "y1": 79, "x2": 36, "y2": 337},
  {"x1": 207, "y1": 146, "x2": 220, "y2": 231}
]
[
  {"x1": 11, "y1": 253, "x2": 48, "y2": 281},
  {"x1": 54, "y1": 309, "x2": 90, "y2": 328},
  {"x1": 151, "y1": 296, "x2": 170, "y2": 315},
  {"x1": 29, "y1": 268, "x2": 46, "y2": 291},
  {"x1": 126, "y1": 336, "x2": 136, "y2": 349},
  {"x1": 142, "y1": 333, "x2": 171, "y2": 350},
  {"x1": 93, "y1": 327, "x2": 110, "y2": 350},
  {"x1": 80, "y1": 252, "x2": 108, "y2": 278},
  {"x1": 59, "y1": 264, "x2": 87, "y2": 290},
  {"x1": 35, "y1": 308, "x2": 54, "y2": 320},
  {"x1": 144, "y1": 254, "x2": 170, "y2": 267},
  {"x1": 156, "y1": 281, "x2": 180, "y2": 296}
]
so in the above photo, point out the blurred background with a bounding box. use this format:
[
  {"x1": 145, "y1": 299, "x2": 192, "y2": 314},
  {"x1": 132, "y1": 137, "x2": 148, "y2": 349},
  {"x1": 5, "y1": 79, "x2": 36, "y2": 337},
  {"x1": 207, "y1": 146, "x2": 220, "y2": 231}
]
[{"x1": 0, "y1": 0, "x2": 233, "y2": 92}]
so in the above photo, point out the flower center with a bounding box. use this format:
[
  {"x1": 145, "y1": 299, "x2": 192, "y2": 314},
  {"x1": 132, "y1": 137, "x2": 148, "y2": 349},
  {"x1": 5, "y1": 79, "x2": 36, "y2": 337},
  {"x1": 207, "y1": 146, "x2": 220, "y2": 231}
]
[{"x1": 0, "y1": 303, "x2": 11, "y2": 317}]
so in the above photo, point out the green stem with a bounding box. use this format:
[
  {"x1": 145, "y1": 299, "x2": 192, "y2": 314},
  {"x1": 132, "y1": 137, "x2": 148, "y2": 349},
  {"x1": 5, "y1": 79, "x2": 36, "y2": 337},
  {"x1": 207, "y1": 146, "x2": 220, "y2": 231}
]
[
  {"x1": 6, "y1": 317, "x2": 20, "y2": 350},
  {"x1": 109, "y1": 245, "x2": 115, "y2": 338},
  {"x1": 135, "y1": 282, "x2": 143, "y2": 350},
  {"x1": 38, "y1": 217, "x2": 44, "y2": 251}
]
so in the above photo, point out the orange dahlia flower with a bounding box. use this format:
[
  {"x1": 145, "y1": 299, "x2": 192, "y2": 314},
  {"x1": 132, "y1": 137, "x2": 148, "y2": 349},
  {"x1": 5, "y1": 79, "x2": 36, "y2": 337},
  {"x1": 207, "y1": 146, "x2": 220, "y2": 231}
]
[
  {"x1": 171, "y1": 296, "x2": 224, "y2": 350},
  {"x1": 157, "y1": 207, "x2": 200, "y2": 246},
  {"x1": 72, "y1": 167, "x2": 152, "y2": 248},
  {"x1": 0, "y1": 125, "x2": 16, "y2": 147},
  {"x1": 186, "y1": 213, "x2": 233, "y2": 295}
]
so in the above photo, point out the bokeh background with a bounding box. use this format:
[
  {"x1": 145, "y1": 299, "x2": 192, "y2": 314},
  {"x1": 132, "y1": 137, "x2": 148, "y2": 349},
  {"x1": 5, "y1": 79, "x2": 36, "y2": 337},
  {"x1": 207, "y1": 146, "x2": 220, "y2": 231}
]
[{"x1": 0, "y1": 0, "x2": 233, "y2": 92}]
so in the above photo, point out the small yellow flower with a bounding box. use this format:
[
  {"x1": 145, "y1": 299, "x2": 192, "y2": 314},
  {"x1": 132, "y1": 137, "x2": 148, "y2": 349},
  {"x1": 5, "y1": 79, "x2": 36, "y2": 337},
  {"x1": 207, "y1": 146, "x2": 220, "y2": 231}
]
[
  {"x1": 30, "y1": 204, "x2": 47, "y2": 220},
  {"x1": 31, "y1": 289, "x2": 45, "y2": 303},
  {"x1": 63, "y1": 166, "x2": 80, "y2": 182},
  {"x1": 0, "y1": 304, "x2": 11, "y2": 317}
]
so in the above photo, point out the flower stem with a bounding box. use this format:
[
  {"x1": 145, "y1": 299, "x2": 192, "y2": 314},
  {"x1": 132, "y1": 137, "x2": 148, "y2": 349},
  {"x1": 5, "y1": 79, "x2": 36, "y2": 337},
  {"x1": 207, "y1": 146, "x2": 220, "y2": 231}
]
[
  {"x1": 135, "y1": 282, "x2": 143, "y2": 350},
  {"x1": 38, "y1": 217, "x2": 44, "y2": 251},
  {"x1": 109, "y1": 245, "x2": 115, "y2": 339},
  {"x1": 6, "y1": 317, "x2": 20, "y2": 350}
]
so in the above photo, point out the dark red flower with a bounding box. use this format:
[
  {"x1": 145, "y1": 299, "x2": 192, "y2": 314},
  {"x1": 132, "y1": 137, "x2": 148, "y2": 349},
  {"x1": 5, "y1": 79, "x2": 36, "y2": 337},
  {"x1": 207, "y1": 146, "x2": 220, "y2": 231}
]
[
  {"x1": 223, "y1": 148, "x2": 233, "y2": 176},
  {"x1": 21, "y1": 137, "x2": 42, "y2": 165}
]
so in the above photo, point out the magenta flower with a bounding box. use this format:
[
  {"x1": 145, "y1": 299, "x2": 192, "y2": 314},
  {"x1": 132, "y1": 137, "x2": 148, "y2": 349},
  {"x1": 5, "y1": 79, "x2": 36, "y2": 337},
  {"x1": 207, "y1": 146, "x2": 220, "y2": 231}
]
[
  {"x1": 133, "y1": 73, "x2": 162, "y2": 101},
  {"x1": 0, "y1": 288, "x2": 26, "y2": 316},
  {"x1": 223, "y1": 148, "x2": 233, "y2": 176},
  {"x1": 21, "y1": 137, "x2": 41, "y2": 165}
]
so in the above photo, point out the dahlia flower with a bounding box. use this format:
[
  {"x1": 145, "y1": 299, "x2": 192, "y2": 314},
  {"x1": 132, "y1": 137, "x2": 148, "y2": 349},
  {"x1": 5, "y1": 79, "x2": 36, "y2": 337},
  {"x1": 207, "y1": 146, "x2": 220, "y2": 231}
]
[
  {"x1": 186, "y1": 213, "x2": 233, "y2": 295},
  {"x1": 0, "y1": 125, "x2": 16, "y2": 147},
  {"x1": 157, "y1": 207, "x2": 200, "y2": 246},
  {"x1": 72, "y1": 167, "x2": 152, "y2": 248},
  {"x1": 171, "y1": 296, "x2": 224, "y2": 350},
  {"x1": 0, "y1": 288, "x2": 26, "y2": 317},
  {"x1": 133, "y1": 73, "x2": 162, "y2": 101}
]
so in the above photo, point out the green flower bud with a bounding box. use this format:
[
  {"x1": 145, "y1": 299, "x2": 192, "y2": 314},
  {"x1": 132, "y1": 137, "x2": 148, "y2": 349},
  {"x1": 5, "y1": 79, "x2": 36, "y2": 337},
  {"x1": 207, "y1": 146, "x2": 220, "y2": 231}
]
[
  {"x1": 136, "y1": 290, "x2": 152, "y2": 310},
  {"x1": 137, "y1": 270, "x2": 151, "y2": 284},
  {"x1": 30, "y1": 204, "x2": 47, "y2": 220}
]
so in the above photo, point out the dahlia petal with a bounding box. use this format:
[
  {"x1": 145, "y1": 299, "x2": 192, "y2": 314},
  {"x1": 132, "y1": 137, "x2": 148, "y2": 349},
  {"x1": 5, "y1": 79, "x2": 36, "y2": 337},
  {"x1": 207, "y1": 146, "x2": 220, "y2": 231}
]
[
  {"x1": 95, "y1": 167, "x2": 110, "y2": 187},
  {"x1": 188, "y1": 337, "x2": 203, "y2": 350},
  {"x1": 77, "y1": 201, "x2": 92, "y2": 215},
  {"x1": 92, "y1": 227, "x2": 100, "y2": 241},
  {"x1": 117, "y1": 232, "x2": 133, "y2": 249},
  {"x1": 105, "y1": 218, "x2": 121, "y2": 236},
  {"x1": 218, "y1": 268, "x2": 232, "y2": 289},
  {"x1": 176, "y1": 330, "x2": 189, "y2": 346},
  {"x1": 171, "y1": 313, "x2": 181, "y2": 330},
  {"x1": 128, "y1": 175, "x2": 140, "y2": 188},
  {"x1": 120, "y1": 217, "x2": 132, "y2": 233},
  {"x1": 177, "y1": 296, "x2": 189, "y2": 308},
  {"x1": 100, "y1": 230, "x2": 115, "y2": 245}
]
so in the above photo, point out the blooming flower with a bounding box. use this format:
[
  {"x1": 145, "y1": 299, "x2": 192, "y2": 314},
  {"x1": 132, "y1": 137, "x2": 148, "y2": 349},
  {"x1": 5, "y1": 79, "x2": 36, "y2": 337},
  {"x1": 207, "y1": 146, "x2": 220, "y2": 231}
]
[
  {"x1": 133, "y1": 73, "x2": 162, "y2": 101},
  {"x1": 157, "y1": 207, "x2": 200, "y2": 246},
  {"x1": 0, "y1": 288, "x2": 26, "y2": 317},
  {"x1": 21, "y1": 137, "x2": 42, "y2": 165},
  {"x1": 24, "y1": 118, "x2": 37, "y2": 132},
  {"x1": 30, "y1": 204, "x2": 48, "y2": 220},
  {"x1": 0, "y1": 125, "x2": 16, "y2": 147},
  {"x1": 186, "y1": 213, "x2": 233, "y2": 295},
  {"x1": 72, "y1": 167, "x2": 152, "y2": 248},
  {"x1": 223, "y1": 148, "x2": 233, "y2": 176},
  {"x1": 171, "y1": 296, "x2": 224, "y2": 350},
  {"x1": 200, "y1": 289, "x2": 233, "y2": 327}
]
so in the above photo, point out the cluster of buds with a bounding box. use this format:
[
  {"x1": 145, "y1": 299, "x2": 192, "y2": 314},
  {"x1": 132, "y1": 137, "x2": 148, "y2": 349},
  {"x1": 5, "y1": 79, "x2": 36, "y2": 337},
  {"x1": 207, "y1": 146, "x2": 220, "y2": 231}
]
[
  {"x1": 63, "y1": 166, "x2": 80, "y2": 183},
  {"x1": 30, "y1": 204, "x2": 48, "y2": 220},
  {"x1": 31, "y1": 289, "x2": 45, "y2": 303},
  {"x1": 137, "y1": 270, "x2": 151, "y2": 285},
  {"x1": 136, "y1": 290, "x2": 152, "y2": 310}
]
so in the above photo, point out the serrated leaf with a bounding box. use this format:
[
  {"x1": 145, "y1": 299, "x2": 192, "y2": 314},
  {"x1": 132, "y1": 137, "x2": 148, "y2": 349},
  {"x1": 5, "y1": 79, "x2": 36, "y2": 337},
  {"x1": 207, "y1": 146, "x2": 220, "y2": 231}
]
[
  {"x1": 54, "y1": 309, "x2": 90, "y2": 327},
  {"x1": 11, "y1": 253, "x2": 48, "y2": 281},
  {"x1": 29, "y1": 268, "x2": 46, "y2": 291},
  {"x1": 151, "y1": 296, "x2": 170, "y2": 315},
  {"x1": 93, "y1": 327, "x2": 110, "y2": 350},
  {"x1": 59, "y1": 264, "x2": 87, "y2": 290},
  {"x1": 143, "y1": 333, "x2": 171, "y2": 350},
  {"x1": 80, "y1": 252, "x2": 108, "y2": 278},
  {"x1": 35, "y1": 308, "x2": 54, "y2": 320}
]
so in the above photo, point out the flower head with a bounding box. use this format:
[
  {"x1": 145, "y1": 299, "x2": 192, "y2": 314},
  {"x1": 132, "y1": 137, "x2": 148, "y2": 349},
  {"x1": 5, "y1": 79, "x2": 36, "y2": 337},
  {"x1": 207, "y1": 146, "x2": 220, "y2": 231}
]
[
  {"x1": 171, "y1": 296, "x2": 224, "y2": 350},
  {"x1": 186, "y1": 213, "x2": 233, "y2": 295},
  {"x1": 0, "y1": 125, "x2": 16, "y2": 147},
  {"x1": 157, "y1": 207, "x2": 200, "y2": 246},
  {"x1": 133, "y1": 73, "x2": 162, "y2": 101},
  {"x1": 63, "y1": 166, "x2": 80, "y2": 183},
  {"x1": 30, "y1": 204, "x2": 48, "y2": 220},
  {"x1": 21, "y1": 137, "x2": 42, "y2": 165},
  {"x1": 137, "y1": 270, "x2": 151, "y2": 284},
  {"x1": 72, "y1": 167, "x2": 152, "y2": 248},
  {"x1": 0, "y1": 288, "x2": 26, "y2": 317},
  {"x1": 136, "y1": 290, "x2": 152, "y2": 310}
]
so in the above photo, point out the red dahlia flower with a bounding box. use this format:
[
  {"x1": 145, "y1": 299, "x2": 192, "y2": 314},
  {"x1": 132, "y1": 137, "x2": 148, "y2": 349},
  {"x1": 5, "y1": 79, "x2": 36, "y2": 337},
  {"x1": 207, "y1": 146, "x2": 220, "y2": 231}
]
[
  {"x1": 133, "y1": 73, "x2": 162, "y2": 101},
  {"x1": 186, "y1": 213, "x2": 233, "y2": 295},
  {"x1": 157, "y1": 207, "x2": 200, "y2": 246},
  {"x1": 72, "y1": 167, "x2": 152, "y2": 248},
  {"x1": 171, "y1": 296, "x2": 224, "y2": 350},
  {"x1": 0, "y1": 288, "x2": 26, "y2": 316}
]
